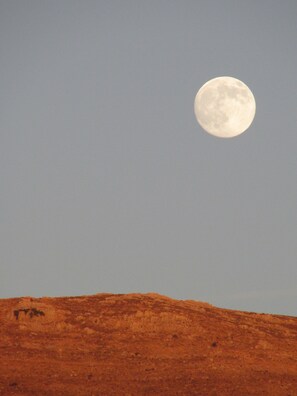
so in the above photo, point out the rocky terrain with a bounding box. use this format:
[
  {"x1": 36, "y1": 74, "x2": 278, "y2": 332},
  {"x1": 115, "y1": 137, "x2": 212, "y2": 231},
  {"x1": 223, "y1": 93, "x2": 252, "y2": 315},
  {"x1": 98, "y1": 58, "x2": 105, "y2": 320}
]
[{"x1": 0, "y1": 293, "x2": 297, "y2": 395}]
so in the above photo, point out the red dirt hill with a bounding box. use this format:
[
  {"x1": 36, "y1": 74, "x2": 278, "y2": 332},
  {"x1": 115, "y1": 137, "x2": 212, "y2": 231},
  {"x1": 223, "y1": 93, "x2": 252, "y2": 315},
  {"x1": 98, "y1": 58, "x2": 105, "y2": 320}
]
[{"x1": 0, "y1": 293, "x2": 297, "y2": 395}]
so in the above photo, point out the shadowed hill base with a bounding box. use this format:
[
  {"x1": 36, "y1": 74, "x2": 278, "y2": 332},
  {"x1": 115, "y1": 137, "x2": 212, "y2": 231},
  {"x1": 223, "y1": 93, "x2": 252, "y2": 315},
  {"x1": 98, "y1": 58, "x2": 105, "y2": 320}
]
[{"x1": 0, "y1": 293, "x2": 297, "y2": 395}]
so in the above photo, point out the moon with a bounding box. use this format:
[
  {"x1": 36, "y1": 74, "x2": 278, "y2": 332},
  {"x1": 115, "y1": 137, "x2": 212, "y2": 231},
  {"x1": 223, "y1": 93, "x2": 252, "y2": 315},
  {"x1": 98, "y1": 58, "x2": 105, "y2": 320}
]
[{"x1": 194, "y1": 76, "x2": 256, "y2": 138}]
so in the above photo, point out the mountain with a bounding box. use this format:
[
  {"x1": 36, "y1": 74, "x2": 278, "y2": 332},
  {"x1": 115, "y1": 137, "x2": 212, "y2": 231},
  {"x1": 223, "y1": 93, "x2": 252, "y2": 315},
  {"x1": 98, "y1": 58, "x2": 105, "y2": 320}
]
[{"x1": 1, "y1": 293, "x2": 297, "y2": 395}]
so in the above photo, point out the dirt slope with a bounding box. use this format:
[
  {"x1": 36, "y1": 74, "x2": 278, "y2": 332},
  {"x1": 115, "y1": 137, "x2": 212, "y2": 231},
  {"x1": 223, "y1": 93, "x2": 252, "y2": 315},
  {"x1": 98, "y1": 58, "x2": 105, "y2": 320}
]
[{"x1": 0, "y1": 293, "x2": 297, "y2": 395}]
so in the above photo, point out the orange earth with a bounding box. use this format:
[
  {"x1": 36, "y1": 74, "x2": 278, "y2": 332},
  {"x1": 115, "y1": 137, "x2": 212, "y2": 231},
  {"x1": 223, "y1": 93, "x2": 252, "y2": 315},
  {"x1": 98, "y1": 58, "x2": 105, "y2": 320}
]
[{"x1": 0, "y1": 293, "x2": 297, "y2": 395}]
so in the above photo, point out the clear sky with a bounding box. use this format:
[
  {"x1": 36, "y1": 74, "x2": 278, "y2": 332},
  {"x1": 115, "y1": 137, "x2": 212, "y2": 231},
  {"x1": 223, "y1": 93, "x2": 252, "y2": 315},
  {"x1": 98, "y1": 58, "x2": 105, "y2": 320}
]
[{"x1": 1, "y1": 1, "x2": 297, "y2": 315}]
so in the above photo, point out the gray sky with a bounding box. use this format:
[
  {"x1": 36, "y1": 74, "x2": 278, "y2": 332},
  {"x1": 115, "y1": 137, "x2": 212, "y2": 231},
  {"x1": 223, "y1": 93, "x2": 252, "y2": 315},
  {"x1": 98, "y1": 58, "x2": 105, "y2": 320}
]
[{"x1": 1, "y1": 1, "x2": 297, "y2": 315}]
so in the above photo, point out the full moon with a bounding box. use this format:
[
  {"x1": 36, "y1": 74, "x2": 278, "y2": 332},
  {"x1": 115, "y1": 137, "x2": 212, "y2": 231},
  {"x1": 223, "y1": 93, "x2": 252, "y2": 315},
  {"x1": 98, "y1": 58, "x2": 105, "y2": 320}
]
[{"x1": 194, "y1": 76, "x2": 256, "y2": 138}]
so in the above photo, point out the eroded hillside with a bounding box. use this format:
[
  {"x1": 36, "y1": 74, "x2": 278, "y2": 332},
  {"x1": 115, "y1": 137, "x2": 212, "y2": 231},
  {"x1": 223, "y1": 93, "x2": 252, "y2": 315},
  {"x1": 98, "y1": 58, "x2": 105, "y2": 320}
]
[{"x1": 0, "y1": 293, "x2": 297, "y2": 395}]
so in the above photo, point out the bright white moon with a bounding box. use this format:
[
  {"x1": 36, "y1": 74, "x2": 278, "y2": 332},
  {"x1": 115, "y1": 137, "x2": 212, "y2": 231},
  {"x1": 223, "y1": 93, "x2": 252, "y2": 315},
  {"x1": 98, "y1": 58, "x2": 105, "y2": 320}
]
[{"x1": 194, "y1": 76, "x2": 256, "y2": 138}]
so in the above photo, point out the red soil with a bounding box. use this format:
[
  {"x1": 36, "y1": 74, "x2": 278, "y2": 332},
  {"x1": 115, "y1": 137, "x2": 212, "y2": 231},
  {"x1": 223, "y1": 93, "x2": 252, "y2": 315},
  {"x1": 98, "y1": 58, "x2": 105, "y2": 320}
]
[{"x1": 0, "y1": 293, "x2": 297, "y2": 395}]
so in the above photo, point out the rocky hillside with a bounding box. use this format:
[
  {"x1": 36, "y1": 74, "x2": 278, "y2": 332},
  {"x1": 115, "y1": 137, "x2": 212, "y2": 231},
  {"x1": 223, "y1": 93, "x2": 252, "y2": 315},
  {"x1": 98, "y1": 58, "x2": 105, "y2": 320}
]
[{"x1": 0, "y1": 293, "x2": 297, "y2": 395}]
